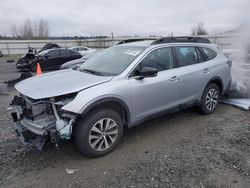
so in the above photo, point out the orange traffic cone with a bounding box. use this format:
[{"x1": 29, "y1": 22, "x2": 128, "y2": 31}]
[{"x1": 36, "y1": 63, "x2": 42, "y2": 76}]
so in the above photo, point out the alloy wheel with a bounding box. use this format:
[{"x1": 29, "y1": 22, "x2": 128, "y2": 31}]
[
  {"x1": 206, "y1": 88, "x2": 218, "y2": 111},
  {"x1": 88, "y1": 118, "x2": 118, "y2": 151}
]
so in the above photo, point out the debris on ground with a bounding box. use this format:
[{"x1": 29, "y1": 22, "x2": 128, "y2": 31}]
[
  {"x1": 66, "y1": 169, "x2": 79, "y2": 175},
  {"x1": 221, "y1": 98, "x2": 250, "y2": 110},
  {"x1": 228, "y1": 80, "x2": 248, "y2": 98},
  {"x1": 6, "y1": 60, "x2": 15, "y2": 63}
]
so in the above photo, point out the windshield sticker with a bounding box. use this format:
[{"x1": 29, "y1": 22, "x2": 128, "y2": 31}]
[{"x1": 125, "y1": 50, "x2": 141, "y2": 56}]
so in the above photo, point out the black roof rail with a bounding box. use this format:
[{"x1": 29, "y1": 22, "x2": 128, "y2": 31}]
[
  {"x1": 117, "y1": 38, "x2": 157, "y2": 45},
  {"x1": 151, "y1": 37, "x2": 211, "y2": 45}
]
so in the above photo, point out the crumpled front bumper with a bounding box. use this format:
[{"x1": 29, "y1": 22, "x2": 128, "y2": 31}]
[
  {"x1": 16, "y1": 60, "x2": 31, "y2": 71},
  {"x1": 10, "y1": 95, "x2": 76, "y2": 150},
  {"x1": 12, "y1": 116, "x2": 48, "y2": 150},
  {"x1": 10, "y1": 95, "x2": 57, "y2": 150},
  {"x1": 11, "y1": 106, "x2": 56, "y2": 150}
]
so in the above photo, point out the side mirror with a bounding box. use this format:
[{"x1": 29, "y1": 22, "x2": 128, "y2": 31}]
[{"x1": 136, "y1": 67, "x2": 158, "y2": 79}]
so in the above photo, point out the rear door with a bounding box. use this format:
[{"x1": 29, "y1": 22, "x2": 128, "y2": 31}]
[
  {"x1": 173, "y1": 46, "x2": 210, "y2": 104},
  {"x1": 58, "y1": 49, "x2": 72, "y2": 67},
  {"x1": 129, "y1": 47, "x2": 181, "y2": 121},
  {"x1": 70, "y1": 50, "x2": 82, "y2": 60},
  {"x1": 42, "y1": 50, "x2": 60, "y2": 70}
]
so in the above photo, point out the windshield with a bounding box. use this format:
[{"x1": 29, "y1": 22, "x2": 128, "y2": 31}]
[
  {"x1": 83, "y1": 51, "x2": 100, "y2": 59},
  {"x1": 80, "y1": 46, "x2": 145, "y2": 75}
]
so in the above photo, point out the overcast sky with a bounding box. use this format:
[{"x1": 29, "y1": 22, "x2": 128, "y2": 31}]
[{"x1": 0, "y1": 0, "x2": 249, "y2": 37}]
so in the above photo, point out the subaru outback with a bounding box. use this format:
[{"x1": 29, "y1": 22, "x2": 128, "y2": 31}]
[{"x1": 11, "y1": 37, "x2": 232, "y2": 157}]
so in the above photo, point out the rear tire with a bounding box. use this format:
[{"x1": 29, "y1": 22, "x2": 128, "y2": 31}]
[
  {"x1": 199, "y1": 83, "x2": 220, "y2": 114},
  {"x1": 74, "y1": 108, "x2": 123, "y2": 157}
]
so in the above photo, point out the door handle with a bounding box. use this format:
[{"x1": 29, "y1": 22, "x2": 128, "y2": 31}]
[
  {"x1": 170, "y1": 76, "x2": 179, "y2": 82},
  {"x1": 203, "y1": 68, "x2": 210, "y2": 74}
]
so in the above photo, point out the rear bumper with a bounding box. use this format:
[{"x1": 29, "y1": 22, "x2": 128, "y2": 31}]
[{"x1": 222, "y1": 79, "x2": 231, "y2": 95}]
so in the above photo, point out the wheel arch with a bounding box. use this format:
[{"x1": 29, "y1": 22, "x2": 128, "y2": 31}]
[
  {"x1": 80, "y1": 97, "x2": 131, "y2": 126},
  {"x1": 205, "y1": 76, "x2": 224, "y2": 95}
]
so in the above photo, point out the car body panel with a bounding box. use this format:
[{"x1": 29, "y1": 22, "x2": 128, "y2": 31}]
[
  {"x1": 62, "y1": 78, "x2": 132, "y2": 114},
  {"x1": 15, "y1": 69, "x2": 113, "y2": 99},
  {"x1": 128, "y1": 69, "x2": 181, "y2": 122}
]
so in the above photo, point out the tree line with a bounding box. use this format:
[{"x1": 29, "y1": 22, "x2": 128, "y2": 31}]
[
  {"x1": 5, "y1": 20, "x2": 207, "y2": 39},
  {"x1": 11, "y1": 19, "x2": 49, "y2": 39},
  {"x1": 191, "y1": 22, "x2": 208, "y2": 36}
]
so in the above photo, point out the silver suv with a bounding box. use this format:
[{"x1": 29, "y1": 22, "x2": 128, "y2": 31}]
[{"x1": 11, "y1": 37, "x2": 231, "y2": 157}]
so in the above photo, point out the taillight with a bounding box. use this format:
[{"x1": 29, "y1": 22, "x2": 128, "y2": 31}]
[{"x1": 227, "y1": 60, "x2": 232, "y2": 67}]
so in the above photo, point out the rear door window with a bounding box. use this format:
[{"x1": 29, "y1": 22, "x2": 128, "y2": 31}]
[
  {"x1": 47, "y1": 50, "x2": 59, "y2": 57},
  {"x1": 175, "y1": 46, "x2": 199, "y2": 67},
  {"x1": 201, "y1": 47, "x2": 217, "y2": 60},
  {"x1": 59, "y1": 49, "x2": 71, "y2": 57}
]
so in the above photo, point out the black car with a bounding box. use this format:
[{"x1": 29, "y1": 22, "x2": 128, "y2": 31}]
[
  {"x1": 30, "y1": 48, "x2": 82, "y2": 71},
  {"x1": 16, "y1": 50, "x2": 36, "y2": 71},
  {"x1": 17, "y1": 48, "x2": 82, "y2": 72},
  {"x1": 0, "y1": 51, "x2": 3, "y2": 58},
  {"x1": 16, "y1": 44, "x2": 61, "y2": 72}
]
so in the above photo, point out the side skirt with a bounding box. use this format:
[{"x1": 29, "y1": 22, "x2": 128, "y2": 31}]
[{"x1": 127, "y1": 100, "x2": 199, "y2": 128}]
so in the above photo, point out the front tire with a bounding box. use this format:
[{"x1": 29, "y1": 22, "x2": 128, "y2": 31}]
[
  {"x1": 74, "y1": 108, "x2": 124, "y2": 157},
  {"x1": 199, "y1": 83, "x2": 220, "y2": 114}
]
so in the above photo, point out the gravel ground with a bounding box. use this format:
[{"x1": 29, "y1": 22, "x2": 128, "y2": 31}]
[{"x1": 0, "y1": 58, "x2": 249, "y2": 188}]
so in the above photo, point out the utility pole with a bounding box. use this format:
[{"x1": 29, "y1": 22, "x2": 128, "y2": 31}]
[{"x1": 111, "y1": 32, "x2": 114, "y2": 46}]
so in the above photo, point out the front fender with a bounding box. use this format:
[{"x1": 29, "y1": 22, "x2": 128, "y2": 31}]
[
  {"x1": 62, "y1": 78, "x2": 132, "y2": 122},
  {"x1": 62, "y1": 94, "x2": 131, "y2": 121}
]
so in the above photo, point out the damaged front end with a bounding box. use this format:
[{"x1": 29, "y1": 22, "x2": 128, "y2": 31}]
[{"x1": 10, "y1": 94, "x2": 77, "y2": 150}]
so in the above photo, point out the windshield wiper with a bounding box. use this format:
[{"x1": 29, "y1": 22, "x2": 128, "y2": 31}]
[{"x1": 81, "y1": 68, "x2": 104, "y2": 76}]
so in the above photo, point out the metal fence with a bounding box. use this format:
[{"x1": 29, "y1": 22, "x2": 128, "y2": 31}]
[
  {"x1": 0, "y1": 36, "x2": 236, "y2": 55},
  {"x1": 0, "y1": 38, "x2": 123, "y2": 55}
]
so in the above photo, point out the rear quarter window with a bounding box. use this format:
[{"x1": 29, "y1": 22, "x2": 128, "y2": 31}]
[{"x1": 201, "y1": 47, "x2": 217, "y2": 60}]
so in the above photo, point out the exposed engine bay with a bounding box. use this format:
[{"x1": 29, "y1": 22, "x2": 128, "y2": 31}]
[{"x1": 10, "y1": 94, "x2": 77, "y2": 150}]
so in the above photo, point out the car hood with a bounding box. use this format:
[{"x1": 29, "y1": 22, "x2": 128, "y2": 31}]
[{"x1": 15, "y1": 69, "x2": 113, "y2": 99}]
